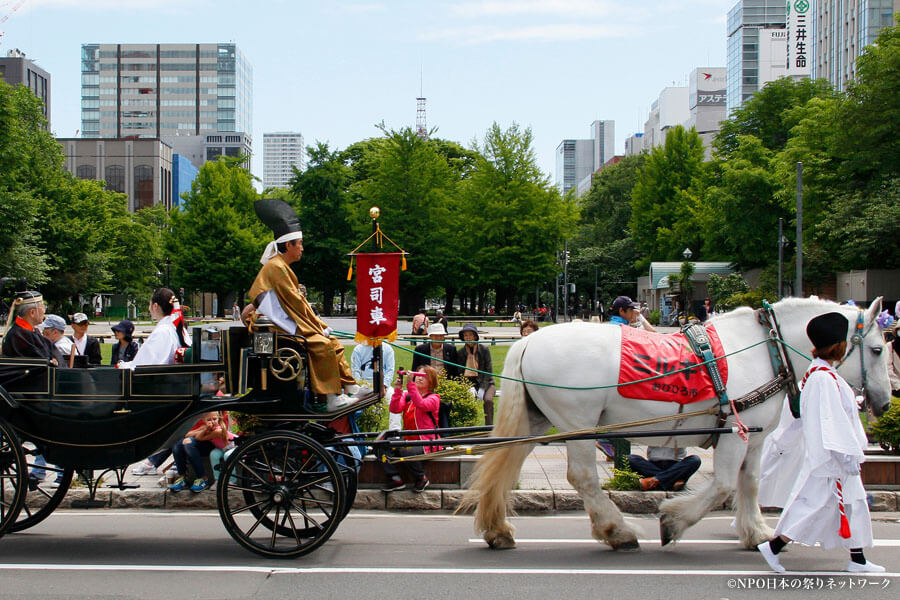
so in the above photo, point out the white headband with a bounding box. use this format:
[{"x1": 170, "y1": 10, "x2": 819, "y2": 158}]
[{"x1": 260, "y1": 231, "x2": 303, "y2": 265}]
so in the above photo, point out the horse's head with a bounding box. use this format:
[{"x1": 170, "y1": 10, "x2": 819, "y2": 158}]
[{"x1": 846, "y1": 297, "x2": 893, "y2": 417}]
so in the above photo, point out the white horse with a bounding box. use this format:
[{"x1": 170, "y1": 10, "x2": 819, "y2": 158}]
[{"x1": 461, "y1": 297, "x2": 892, "y2": 551}]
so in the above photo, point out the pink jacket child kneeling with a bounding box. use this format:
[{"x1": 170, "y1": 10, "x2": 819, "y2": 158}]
[{"x1": 390, "y1": 378, "x2": 442, "y2": 452}]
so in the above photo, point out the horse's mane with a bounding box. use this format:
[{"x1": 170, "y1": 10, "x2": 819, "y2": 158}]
[{"x1": 707, "y1": 296, "x2": 846, "y2": 326}]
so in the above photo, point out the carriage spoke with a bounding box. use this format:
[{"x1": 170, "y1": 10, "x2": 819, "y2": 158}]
[
  {"x1": 228, "y1": 498, "x2": 269, "y2": 516},
  {"x1": 284, "y1": 507, "x2": 302, "y2": 544},
  {"x1": 288, "y1": 453, "x2": 317, "y2": 485},
  {"x1": 258, "y1": 444, "x2": 277, "y2": 484},
  {"x1": 289, "y1": 502, "x2": 325, "y2": 530},
  {"x1": 236, "y1": 459, "x2": 273, "y2": 488},
  {"x1": 269, "y1": 506, "x2": 280, "y2": 549},
  {"x1": 281, "y1": 443, "x2": 290, "y2": 485},
  {"x1": 244, "y1": 502, "x2": 275, "y2": 536}
]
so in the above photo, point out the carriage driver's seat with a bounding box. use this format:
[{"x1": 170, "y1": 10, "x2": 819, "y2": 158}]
[{"x1": 234, "y1": 314, "x2": 312, "y2": 405}]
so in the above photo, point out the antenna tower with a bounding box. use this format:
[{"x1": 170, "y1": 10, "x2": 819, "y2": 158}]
[{"x1": 415, "y1": 68, "x2": 427, "y2": 140}]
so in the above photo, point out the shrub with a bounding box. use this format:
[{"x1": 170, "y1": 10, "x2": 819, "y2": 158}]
[
  {"x1": 356, "y1": 397, "x2": 390, "y2": 432},
  {"x1": 601, "y1": 457, "x2": 641, "y2": 491},
  {"x1": 871, "y1": 397, "x2": 900, "y2": 454},
  {"x1": 649, "y1": 310, "x2": 660, "y2": 326},
  {"x1": 436, "y1": 377, "x2": 482, "y2": 427}
]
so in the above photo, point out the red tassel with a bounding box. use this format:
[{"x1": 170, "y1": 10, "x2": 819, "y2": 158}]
[{"x1": 837, "y1": 480, "x2": 852, "y2": 539}]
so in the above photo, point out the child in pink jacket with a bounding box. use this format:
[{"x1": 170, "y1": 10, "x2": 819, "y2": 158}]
[{"x1": 381, "y1": 366, "x2": 442, "y2": 493}]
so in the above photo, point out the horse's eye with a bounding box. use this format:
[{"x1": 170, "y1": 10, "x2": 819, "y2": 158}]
[{"x1": 872, "y1": 346, "x2": 883, "y2": 355}]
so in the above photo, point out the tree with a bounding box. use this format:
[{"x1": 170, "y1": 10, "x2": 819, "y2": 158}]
[
  {"x1": 461, "y1": 122, "x2": 577, "y2": 312},
  {"x1": 166, "y1": 158, "x2": 267, "y2": 316},
  {"x1": 630, "y1": 126, "x2": 706, "y2": 267},
  {"x1": 700, "y1": 135, "x2": 787, "y2": 268},
  {"x1": 349, "y1": 126, "x2": 464, "y2": 313},
  {"x1": 0, "y1": 80, "x2": 54, "y2": 283},
  {"x1": 706, "y1": 273, "x2": 750, "y2": 308},
  {"x1": 713, "y1": 77, "x2": 835, "y2": 157},
  {"x1": 833, "y1": 15, "x2": 900, "y2": 189},
  {"x1": 570, "y1": 154, "x2": 645, "y2": 308},
  {"x1": 289, "y1": 142, "x2": 353, "y2": 315},
  {"x1": 814, "y1": 178, "x2": 900, "y2": 271}
]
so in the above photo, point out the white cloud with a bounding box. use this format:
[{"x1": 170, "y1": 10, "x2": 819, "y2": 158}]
[{"x1": 424, "y1": 22, "x2": 635, "y2": 44}]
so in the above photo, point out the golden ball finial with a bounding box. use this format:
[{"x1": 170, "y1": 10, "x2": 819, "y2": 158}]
[{"x1": 369, "y1": 206, "x2": 381, "y2": 219}]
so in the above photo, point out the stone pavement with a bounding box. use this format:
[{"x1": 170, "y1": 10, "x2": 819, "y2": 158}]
[{"x1": 46, "y1": 444, "x2": 900, "y2": 515}]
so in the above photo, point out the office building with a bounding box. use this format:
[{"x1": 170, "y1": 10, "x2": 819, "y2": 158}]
[
  {"x1": 0, "y1": 49, "x2": 51, "y2": 126},
  {"x1": 58, "y1": 137, "x2": 173, "y2": 211},
  {"x1": 726, "y1": 1, "x2": 788, "y2": 114},
  {"x1": 80, "y1": 43, "x2": 252, "y2": 142},
  {"x1": 643, "y1": 87, "x2": 690, "y2": 150},
  {"x1": 812, "y1": 0, "x2": 900, "y2": 92},
  {"x1": 624, "y1": 132, "x2": 644, "y2": 156},
  {"x1": 555, "y1": 119, "x2": 615, "y2": 195},
  {"x1": 684, "y1": 68, "x2": 728, "y2": 158},
  {"x1": 263, "y1": 132, "x2": 306, "y2": 189}
]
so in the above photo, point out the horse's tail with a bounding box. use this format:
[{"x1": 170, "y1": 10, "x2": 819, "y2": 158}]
[{"x1": 457, "y1": 338, "x2": 533, "y2": 543}]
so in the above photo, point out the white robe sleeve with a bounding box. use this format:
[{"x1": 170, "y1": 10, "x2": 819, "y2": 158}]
[
  {"x1": 758, "y1": 395, "x2": 804, "y2": 507},
  {"x1": 118, "y1": 317, "x2": 180, "y2": 369},
  {"x1": 801, "y1": 372, "x2": 866, "y2": 478},
  {"x1": 256, "y1": 290, "x2": 298, "y2": 336}
]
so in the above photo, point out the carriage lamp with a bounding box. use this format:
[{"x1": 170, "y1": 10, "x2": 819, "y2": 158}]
[{"x1": 253, "y1": 331, "x2": 275, "y2": 356}]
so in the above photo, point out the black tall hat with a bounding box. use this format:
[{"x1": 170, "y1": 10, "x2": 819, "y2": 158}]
[
  {"x1": 806, "y1": 312, "x2": 849, "y2": 349},
  {"x1": 254, "y1": 198, "x2": 303, "y2": 239}
]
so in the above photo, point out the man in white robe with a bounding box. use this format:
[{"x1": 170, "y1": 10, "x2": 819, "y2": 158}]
[{"x1": 757, "y1": 312, "x2": 883, "y2": 573}]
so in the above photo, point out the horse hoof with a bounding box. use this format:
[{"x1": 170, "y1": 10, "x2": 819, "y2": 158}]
[
  {"x1": 660, "y1": 517, "x2": 676, "y2": 546},
  {"x1": 486, "y1": 534, "x2": 516, "y2": 550},
  {"x1": 611, "y1": 539, "x2": 641, "y2": 552}
]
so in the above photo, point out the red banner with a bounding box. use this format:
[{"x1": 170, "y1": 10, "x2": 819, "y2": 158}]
[
  {"x1": 618, "y1": 325, "x2": 729, "y2": 404},
  {"x1": 355, "y1": 253, "x2": 401, "y2": 346}
]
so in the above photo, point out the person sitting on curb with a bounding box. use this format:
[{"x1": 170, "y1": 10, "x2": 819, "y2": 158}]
[
  {"x1": 169, "y1": 411, "x2": 228, "y2": 493},
  {"x1": 628, "y1": 446, "x2": 700, "y2": 492},
  {"x1": 380, "y1": 367, "x2": 442, "y2": 493}
]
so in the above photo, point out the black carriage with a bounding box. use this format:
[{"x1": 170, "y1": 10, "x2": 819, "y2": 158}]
[{"x1": 0, "y1": 318, "x2": 380, "y2": 558}]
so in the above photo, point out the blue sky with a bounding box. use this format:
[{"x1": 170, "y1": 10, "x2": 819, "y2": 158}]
[{"x1": 2, "y1": 0, "x2": 729, "y2": 184}]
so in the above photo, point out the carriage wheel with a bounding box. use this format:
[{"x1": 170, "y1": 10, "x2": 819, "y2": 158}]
[
  {"x1": 217, "y1": 430, "x2": 346, "y2": 558},
  {"x1": 8, "y1": 443, "x2": 73, "y2": 533},
  {"x1": 0, "y1": 419, "x2": 27, "y2": 537}
]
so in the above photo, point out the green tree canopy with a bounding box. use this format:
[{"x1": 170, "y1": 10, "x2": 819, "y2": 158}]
[
  {"x1": 166, "y1": 158, "x2": 267, "y2": 315},
  {"x1": 288, "y1": 142, "x2": 353, "y2": 315},
  {"x1": 630, "y1": 126, "x2": 706, "y2": 267}
]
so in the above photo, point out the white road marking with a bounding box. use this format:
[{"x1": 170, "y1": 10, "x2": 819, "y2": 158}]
[
  {"x1": 0, "y1": 564, "x2": 896, "y2": 577},
  {"x1": 468, "y1": 538, "x2": 900, "y2": 547}
]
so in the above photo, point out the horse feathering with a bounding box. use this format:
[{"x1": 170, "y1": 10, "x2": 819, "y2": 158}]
[{"x1": 456, "y1": 338, "x2": 534, "y2": 549}]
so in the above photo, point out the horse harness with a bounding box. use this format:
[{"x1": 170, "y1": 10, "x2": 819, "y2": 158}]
[{"x1": 680, "y1": 304, "x2": 803, "y2": 447}]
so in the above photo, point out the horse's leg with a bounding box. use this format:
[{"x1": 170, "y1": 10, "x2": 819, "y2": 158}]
[
  {"x1": 734, "y1": 440, "x2": 774, "y2": 549},
  {"x1": 658, "y1": 436, "x2": 744, "y2": 545},
  {"x1": 566, "y1": 439, "x2": 640, "y2": 551}
]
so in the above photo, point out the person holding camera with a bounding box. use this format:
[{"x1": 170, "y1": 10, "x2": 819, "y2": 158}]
[{"x1": 380, "y1": 366, "x2": 442, "y2": 493}]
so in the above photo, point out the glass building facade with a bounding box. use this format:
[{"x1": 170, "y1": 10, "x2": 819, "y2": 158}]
[
  {"x1": 811, "y1": 0, "x2": 898, "y2": 92},
  {"x1": 80, "y1": 43, "x2": 252, "y2": 139},
  {"x1": 726, "y1": 0, "x2": 787, "y2": 114}
]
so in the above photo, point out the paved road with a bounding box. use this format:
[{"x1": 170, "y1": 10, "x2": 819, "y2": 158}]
[{"x1": 1, "y1": 511, "x2": 898, "y2": 599}]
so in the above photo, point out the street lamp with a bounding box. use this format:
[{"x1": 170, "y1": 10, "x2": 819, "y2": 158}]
[{"x1": 682, "y1": 247, "x2": 693, "y2": 260}]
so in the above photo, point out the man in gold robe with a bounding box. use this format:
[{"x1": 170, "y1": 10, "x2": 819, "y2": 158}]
[{"x1": 247, "y1": 198, "x2": 364, "y2": 410}]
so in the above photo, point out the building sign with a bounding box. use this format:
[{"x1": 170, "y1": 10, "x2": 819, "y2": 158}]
[
  {"x1": 787, "y1": 0, "x2": 812, "y2": 77},
  {"x1": 689, "y1": 68, "x2": 726, "y2": 109}
]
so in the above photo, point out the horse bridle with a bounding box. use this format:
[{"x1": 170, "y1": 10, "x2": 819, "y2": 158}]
[{"x1": 837, "y1": 310, "x2": 877, "y2": 406}]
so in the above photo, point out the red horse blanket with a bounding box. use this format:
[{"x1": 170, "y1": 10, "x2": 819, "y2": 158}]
[{"x1": 617, "y1": 325, "x2": 729, "y2": 404}]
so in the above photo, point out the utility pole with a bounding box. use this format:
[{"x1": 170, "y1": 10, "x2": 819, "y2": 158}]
[
  {"x1": 593, "y1": 266, "x2": 598, "y2": 317},
  {"x1": 795, "y1": 162, "x2": 803, "y2": 297},
  {"x1": 563, "y1": 240, "x2": 569, "y2": 323},
  {"x1": 777, "y1": 217, "x2": 784, "y2": 299}
]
